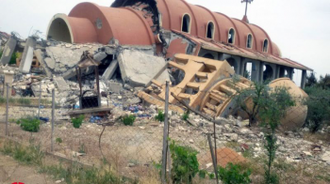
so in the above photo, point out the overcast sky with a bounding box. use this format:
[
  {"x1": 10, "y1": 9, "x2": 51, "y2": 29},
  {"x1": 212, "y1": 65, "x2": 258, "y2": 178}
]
[{"x1": 0, "y1": 0, "x2": 329, "y2": 80}]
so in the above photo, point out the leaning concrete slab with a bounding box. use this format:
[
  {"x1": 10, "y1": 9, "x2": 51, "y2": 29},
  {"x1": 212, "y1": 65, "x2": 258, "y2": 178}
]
[
  {"x1": 34, "y1": 49, "x2": 52, "y2": 77},
  {"x1": 101, "y1": 60, "x2": 118, "y2": 80},
  {"x1": 54, "y1": 76, "x2": 70, "y2": 92},
  {"x1": 117, "y1": 50, "x2": 169, "y2": 87},
  {"x1": 19, "y1": 37, "x2": 37, "y2": 73},
  {"x1": 0, "y1": 37, "x2": 17, "y2": 65}
]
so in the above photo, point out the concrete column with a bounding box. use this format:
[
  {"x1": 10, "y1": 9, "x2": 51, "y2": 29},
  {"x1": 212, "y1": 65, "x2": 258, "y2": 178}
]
[
  {"x1": 251, "y1": 60, "x2": 260, "y2": 82},
  {"x1": 259, "y1": 62, "x2": 264, "y2": 83},
  {"x1": 3, "y1": 70, "x2": 14, "y2": 97},
  {"x1": 288, "y1": 68, "x2": 294, "y2": 80},
  {"x1": 0, "y1": 37, "x2": 17, "y2": 65},
  {"x1": 275, "y1": 65, "x2": 280, "y2": 79},
  {"x1": 235, "y1": 57, "x2": 242, "y2": 75},
  {"x1": 301, "y1": 70, "x2": 307, "y2": 89},
  {"x1": 19, "y1": 37, "x2": 37, "y2": 73}
]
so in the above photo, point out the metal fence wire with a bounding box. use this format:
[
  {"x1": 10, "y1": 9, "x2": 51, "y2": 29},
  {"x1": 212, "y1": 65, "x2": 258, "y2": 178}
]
[{"x1": 0, "y1": 81, "x2": 329, "y2": 184}]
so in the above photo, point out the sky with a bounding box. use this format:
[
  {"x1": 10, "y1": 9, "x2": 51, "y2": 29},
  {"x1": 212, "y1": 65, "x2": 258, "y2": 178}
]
[{"x1": 0, "y1": 0, "x2": 329, "y2": 80}]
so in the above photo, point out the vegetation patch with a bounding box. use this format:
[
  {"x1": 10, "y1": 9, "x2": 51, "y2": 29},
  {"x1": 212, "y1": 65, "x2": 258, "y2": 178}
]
[
  {"x1": 16, "y1": 117, "x2": 40, "y2": 132},
  {"x1": 71, "y1": 115, "x2": 84, "y2": 128},
  {"x1": 155, "y1": 110, "x2": 165, "y2": 122},
  {"x1": 122, "y1": 114, "x2": 136, "y2": 126}
]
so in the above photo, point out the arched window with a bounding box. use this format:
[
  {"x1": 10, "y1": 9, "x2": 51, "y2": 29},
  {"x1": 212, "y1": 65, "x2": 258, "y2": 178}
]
[
  {"x1": 247, "y1": 34, "x2": 253, "y2": 48},
  {"x1": 263, "y1": 39, "x2": 268, "y2": 52},
  {"x1": 182, "y1": 14, "x2": 191, "y2": 33},
  {"x1": 206, "y1": 22, "x2": 215, "y2": 39},
  {"x1": 228, "y1": 28, "x2": 235, "y2": 44}
]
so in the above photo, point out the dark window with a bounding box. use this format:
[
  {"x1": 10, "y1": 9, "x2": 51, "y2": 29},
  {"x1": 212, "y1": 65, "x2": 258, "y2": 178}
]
[
  {"x1": 228, "y1": 28, "x2": 235, "y2": 44},
  {"x1": 263, "y1": 39, "x2": 268, "y2": 52},
  {"x1": 182, "y1": 14, "x2": 191, "y2": 33},
  {"x1": 247, "y1": 34, "x2": 252, "y2": 48},
  {"x1": 207, "y1": 22, "x2": 214, "y2": 39}
]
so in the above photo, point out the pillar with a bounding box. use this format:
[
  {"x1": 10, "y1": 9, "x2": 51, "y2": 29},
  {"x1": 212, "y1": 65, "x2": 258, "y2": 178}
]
[
  {"x1": 301, "y1": 70, "x2": 307, "y2": 89},
  {"x1": 19, "y1": 36, "x2": 37, "y2": 73},
  {"x1": 0, "y1": 37, "x2": 17, "y2": 65}
]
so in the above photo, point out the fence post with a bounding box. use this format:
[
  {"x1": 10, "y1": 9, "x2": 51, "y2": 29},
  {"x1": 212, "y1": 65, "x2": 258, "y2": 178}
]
[
  {"x1": 5, "y1": 83, "x2": 9, "y2": 136},
  {"x1": 161, "y1": 81, "x2": 169, "y2": 183},
  {"x1": 207, "y1": 134, "x2": 219, "y2": 184},
  {"x1": 51, "y1": 88, "x2": 55, "y2": 152},
  {"x1": 37, "y1": 80, "x2": 42, "y2": 119}
]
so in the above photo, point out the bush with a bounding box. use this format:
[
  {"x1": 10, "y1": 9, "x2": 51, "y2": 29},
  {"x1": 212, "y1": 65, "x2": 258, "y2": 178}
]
[
  {"x1": 169, "y1": 140, "x2": 199, "y2": 184},
  {"x1": 122, "y1": 114, "x2": 136, "y2": 126},
  {"x1": 304, "y1": 87, "x2": 330, "y2": 132},
  {"x1": 71, "y1": 115, "x2": 84, "y2": 128},
  {"x1": 218, "y1": 163, "x2": 251, "y2": 184},
  {"x1": 155, "y1": 110, "x2": 165, "y2": 122},
  {"x1": 16, "y1": 117, "x2": 40, "y2": 132},
  {"x1": 55, "y1": 138, "x2": 62, "y2": 144},
  {"x1": 0, "y1": 96, "x2": 5, "y2": 104}
]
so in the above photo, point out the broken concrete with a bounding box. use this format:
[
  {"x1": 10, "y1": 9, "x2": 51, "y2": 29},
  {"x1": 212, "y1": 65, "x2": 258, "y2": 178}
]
[
  {"x1": 54, "y1": 76, "x2": 70, "y2": 92},
  {"x1": 101, "y1": 60, "x2": 118, "y2": 80},
  {"x1": 34, "y1": 49, "x2": 52, "y2": 77},
  {"x1": 118, "y1": 49, "x2": 169, "y2": 87},
  {"x1": 0, "y1": 36, "x2": 17, "y2": 65}
]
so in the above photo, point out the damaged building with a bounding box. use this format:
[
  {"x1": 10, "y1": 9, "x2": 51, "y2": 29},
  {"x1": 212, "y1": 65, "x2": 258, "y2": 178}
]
[
  {"x1": 46, "y1": 0, "x2": 311, "y2": 87},
  {"x1": 0, "y1": 0, "x2": 311, "y2": 130}
]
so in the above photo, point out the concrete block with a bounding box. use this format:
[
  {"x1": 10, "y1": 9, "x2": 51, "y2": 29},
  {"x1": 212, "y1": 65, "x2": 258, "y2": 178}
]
[
  {"x1": 93, "y1": 52, "x2": 107, "y2": 61},
  {"x1": 0, "y1": 37, "x2": 17, "y2": 65},
  {"x1": 19, "y1": 37, "x2": 37, "y2": 73},
  {"x1": 117, "y1": 50, "x2": 169, "y2": 87}
]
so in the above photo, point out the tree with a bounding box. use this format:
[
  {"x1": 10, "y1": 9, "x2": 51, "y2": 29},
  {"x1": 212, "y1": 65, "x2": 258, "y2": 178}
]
[{"x1": 305, "y1": 72, "x2": 317, "y2": 87}]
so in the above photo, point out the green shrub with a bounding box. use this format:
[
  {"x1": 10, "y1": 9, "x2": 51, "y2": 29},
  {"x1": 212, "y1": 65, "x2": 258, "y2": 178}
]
[
  {"x1": 181, "y1": 111, "x2": 190, "y2": 121},
  {"x1": 16, "y1": 117, "x2": 40, "y2": 132},
  {"x1": 169, "y1": 140, "x2": 199, "y2": 184},
  {"x1": 155, "y1": 110, "x2": 165, "y2": 122},
  {"x1": 71, "y1": 115, "x2": 84, "y2": 128},
  {"x1": 304, "y1": 87, "x2": 330, "y2": 132},
  {"x1": 218, "y1": 163, "x2": 251, "y2": 184},
  {"x1": 122, "y1": 114, "x2": 136, "y2": 126},
  {"x1": 9, "y1": 98, "x2": 16, "y2": 104}
]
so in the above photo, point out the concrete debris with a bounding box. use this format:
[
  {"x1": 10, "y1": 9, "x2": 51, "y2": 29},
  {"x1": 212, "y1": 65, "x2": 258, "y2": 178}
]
[
  {"x1": 0, "y1": 36, "x2": 18, "y2": 65},
  {"x1": 118, "y1": 49, "x2": 169, "y2": 87}
]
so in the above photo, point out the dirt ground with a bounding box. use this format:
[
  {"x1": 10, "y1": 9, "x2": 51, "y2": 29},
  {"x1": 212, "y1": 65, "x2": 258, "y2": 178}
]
[{"x1": 0, "y1": 153, "x2": 57, "y2": 184}]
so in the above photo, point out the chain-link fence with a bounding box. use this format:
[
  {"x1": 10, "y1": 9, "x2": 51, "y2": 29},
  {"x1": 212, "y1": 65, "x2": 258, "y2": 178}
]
[{"x1": 0, "y1": 80, "x2": 329, "y2": 184}]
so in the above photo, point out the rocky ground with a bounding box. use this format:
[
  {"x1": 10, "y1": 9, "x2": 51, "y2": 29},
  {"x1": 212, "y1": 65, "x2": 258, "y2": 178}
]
[{"x1": 0, "y1": 103, "x2": 329, "y2": 184}]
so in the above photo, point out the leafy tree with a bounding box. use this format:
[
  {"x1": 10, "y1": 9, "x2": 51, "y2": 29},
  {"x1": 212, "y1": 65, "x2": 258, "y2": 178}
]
[
  {"x1": 258, "y1": 86, "x2": 295, "y2": 184},
  {"x1": 218, "y1": 163, "x2": 251, "y2": 184}
]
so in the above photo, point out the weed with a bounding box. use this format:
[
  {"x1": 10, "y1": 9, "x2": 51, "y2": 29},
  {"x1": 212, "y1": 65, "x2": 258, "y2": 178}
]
[
  {"x1": 9, "y1": 98, "x2": 16, "y2": 103},
  {"x1": 55, "y1": 137, "x2": 63, "y2": 144},
  {"x1": 181, "y1": 111, "x2": 189, "y2": 121},
  {"x1": 0, "y1": 141, "x2": 44, "y2": 165},
  {"x1": 78, "y1": 143, "x2": 86, "y2": 154},
  {"x1": 71, "y1": 115, "x2": 84, "y2": 128},
  {"x1": 122, "y1": 114, "x2": 136, "y2": 126},
  {"x1": 218, "y1": 163, "x2": 251, "y2": 184},
  {"x1": 155, "y1": 110, "x2": 165, "y2": 122},
  {"x1": 169, "y1": 140, "x2": 199, "y2": 184},
  {"x1": 40, "y1": 163, "x2": 122, "y2": 184},
  {"x1": 16, "y1": 117, "x2": 40, "y2": 132},
  {"x1": 0, "y1": 97, "x2": 5, "y2": 104},
  {"x1": 17, "y1": 98, "x2": 31, "y2": 105}
]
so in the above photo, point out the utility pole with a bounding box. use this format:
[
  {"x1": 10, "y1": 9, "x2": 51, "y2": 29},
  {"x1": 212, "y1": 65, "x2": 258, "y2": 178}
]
[{"x1": 241, "y1": 0, "x2": 254, "y2": 17}]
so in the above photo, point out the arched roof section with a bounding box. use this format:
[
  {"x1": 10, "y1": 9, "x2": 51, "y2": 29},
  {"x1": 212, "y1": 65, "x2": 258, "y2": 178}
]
[
  {"x1": 232, "y1": 19, "x2": 256, "y2": 50},
  {"x1": 249, "y1": 24, "x2": 273, "y2": 53},
  {"x1": 158, "y1": 0, "x2": 197, "y2": 35},
  {"x1": 197, "y1": 6, "x2": 220, "y2": 41},
  {"x1": 271, "y1": 42, "x2": 282, "y2": 57},
  {"x1": 69, "y1": 2, "x2": 154, "y2": 45},
  {"x1": 213, "y1": 12, "x2": 238, "y2": 44},
  {"x1": 188, "y1": 5, "x2": 217, "y2": 39}
]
